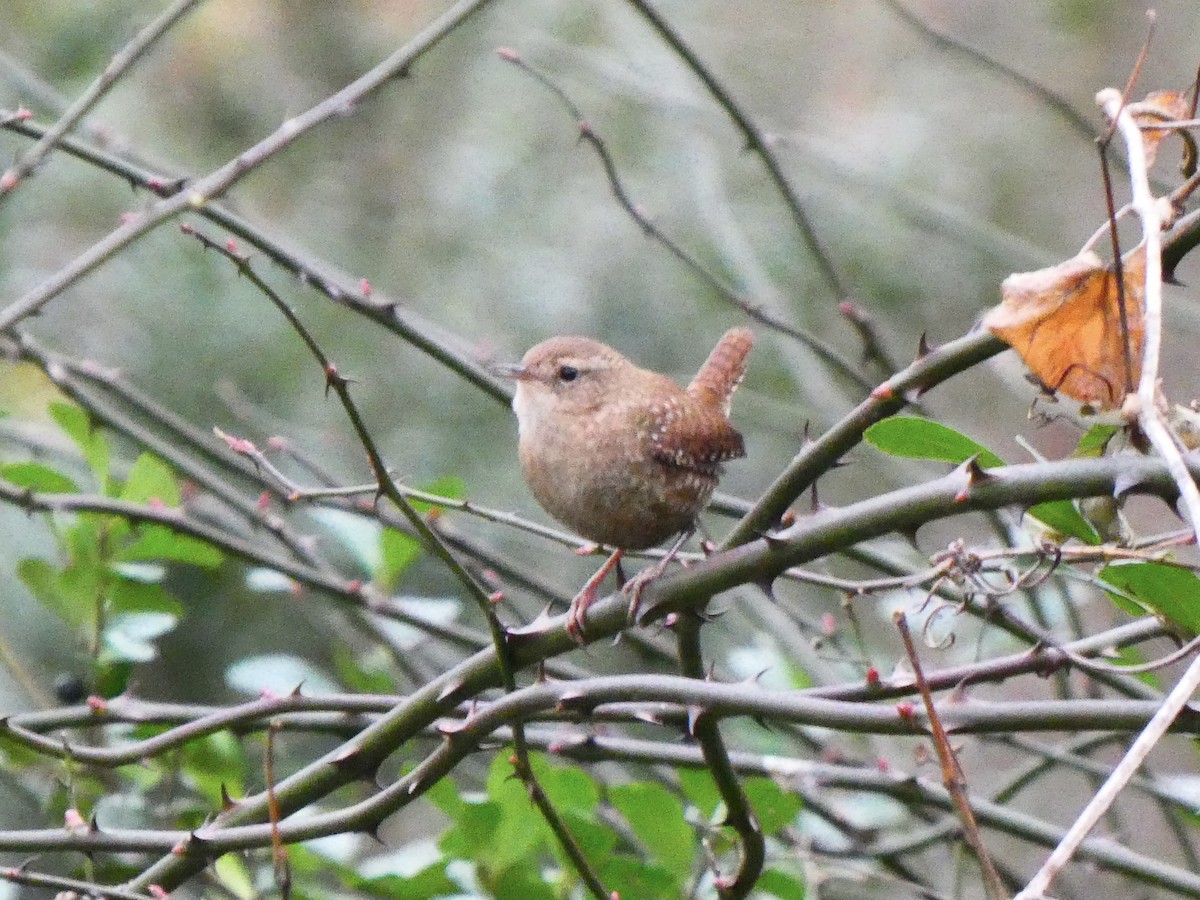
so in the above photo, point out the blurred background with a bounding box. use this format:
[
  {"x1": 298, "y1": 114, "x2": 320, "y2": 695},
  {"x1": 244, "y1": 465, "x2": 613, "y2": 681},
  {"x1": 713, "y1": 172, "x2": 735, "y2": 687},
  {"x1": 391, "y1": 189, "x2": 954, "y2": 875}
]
[
  {"x1": 0, "y1": 3, "x2": 1199, "y2": 891},
  {"x1": 1, "y1": 0, "x2": 1198, "y2": 703}
]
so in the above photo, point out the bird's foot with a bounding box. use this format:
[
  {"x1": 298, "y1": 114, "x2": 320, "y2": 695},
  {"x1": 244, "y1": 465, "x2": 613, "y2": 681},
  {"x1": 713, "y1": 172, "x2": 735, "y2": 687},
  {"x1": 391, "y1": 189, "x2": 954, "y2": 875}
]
[
  {"x1": 623, "y1": 531, "x2": 692, "y2": 625},
  {"x1": 566, "y1": 548, "x2": 624, "y2": 643}
]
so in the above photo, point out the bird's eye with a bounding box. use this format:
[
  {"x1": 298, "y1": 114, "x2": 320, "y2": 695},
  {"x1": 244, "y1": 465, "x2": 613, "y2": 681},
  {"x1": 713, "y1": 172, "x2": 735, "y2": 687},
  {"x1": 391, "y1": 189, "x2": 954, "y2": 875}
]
[{"x1": 557, "y1": 365, "x2": 579, "y2": 382}]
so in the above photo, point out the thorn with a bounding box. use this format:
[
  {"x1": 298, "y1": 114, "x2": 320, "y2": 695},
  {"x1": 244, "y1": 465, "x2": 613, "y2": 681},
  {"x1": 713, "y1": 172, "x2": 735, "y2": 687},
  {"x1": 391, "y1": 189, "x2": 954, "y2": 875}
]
[
  {"x1": 917, "y1": 332, "x2": 935, "y2": 358},
  {"x1": 1163, "y1": 256, "x2": 1184, "y2": 286},
  {"x1": 329, "y1": 745, "x2": 381, "y2": 783},
  {"x1": 506, "y1": 606, "x2": 556, "y2": 638},
  {"x1": 556, "y1": 688, "x2": 589, "y2": 709},
  {"x1": 1112, "y1": 471, "x2": 1145, "y2": 500},
  {"x1": 220, "y1": 784, "x2": 238, "y2": 812},
  {"x1": 954, "y1": 454, "x2": 991, "y2": 502},
  {"x1": 437, "y1": 718, "x2": 470, "y2": 737},
  {"x1": 758, "y1": 528, "x2": 789, "y2": 548},
  {"x1": 173, "y1": 831, "x2": 209, "y2": 856},
  {"x1": 436, "y1": 678, "x2": 467, "y2": 703}
]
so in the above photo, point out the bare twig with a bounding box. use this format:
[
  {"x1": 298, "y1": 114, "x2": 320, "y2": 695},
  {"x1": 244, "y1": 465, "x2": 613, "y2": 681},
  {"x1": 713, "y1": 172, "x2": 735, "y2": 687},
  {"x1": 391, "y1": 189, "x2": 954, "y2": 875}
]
[
  {"x1": 895, "y1": 612, "x2": 1007, "y2": 900},
  {"x1": 879, "y1": 0, "x2": 1095, "y2": 141},
  {"x1": 676, "y1": 615, "x2": 763, "y2": 898},
  {"x1": 183, "y1": 225, "x2": 611, "y2": 898},
  {"x1": 622, "y1": 0, "x2": 848, "y2": 300},
  {"x1": 0, "y1": 0, "x2": 204, "y2": 200},
  {"x1": 1013, "y1": 82, "x2": 1200, "y2": 900},
  {"x1": 0, "y1": 0, "x2": 499, "y2": 334},
  {"x1": 497, "y1": 48, "x2": 875, "y2": 394},
  {"x1": 265, "y1": 721, "x2": 292, "y2": 899}
]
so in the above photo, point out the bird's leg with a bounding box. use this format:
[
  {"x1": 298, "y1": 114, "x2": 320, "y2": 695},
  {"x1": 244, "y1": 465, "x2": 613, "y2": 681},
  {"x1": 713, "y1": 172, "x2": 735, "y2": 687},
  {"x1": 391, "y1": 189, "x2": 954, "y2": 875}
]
[
  {"x1": 623, "y1": 529, "x2": 693, "y2": 626},
  {"x1": 566, "y1": 547, "x2": 624, "y2": 643}
]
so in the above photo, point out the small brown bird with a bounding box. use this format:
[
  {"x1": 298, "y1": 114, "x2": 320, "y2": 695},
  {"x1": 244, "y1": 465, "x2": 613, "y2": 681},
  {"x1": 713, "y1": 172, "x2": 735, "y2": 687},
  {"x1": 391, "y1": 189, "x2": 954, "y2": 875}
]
[{"x1": 500, "y1": 328, "x2": 753, "y2": 639}]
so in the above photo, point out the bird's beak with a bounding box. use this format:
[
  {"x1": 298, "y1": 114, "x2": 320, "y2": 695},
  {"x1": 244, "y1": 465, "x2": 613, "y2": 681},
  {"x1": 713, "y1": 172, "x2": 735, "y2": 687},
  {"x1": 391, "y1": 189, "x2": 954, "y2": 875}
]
[{"x1": 491, "y1": 362, "x2": 528, "y2": 380}]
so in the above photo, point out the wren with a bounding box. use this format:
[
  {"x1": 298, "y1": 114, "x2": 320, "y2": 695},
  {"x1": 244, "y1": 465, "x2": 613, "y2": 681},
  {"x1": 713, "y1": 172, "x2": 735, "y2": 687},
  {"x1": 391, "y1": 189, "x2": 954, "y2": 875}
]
[{"x1": 500, "y1": 327, "x2": 753, "y2": 639}]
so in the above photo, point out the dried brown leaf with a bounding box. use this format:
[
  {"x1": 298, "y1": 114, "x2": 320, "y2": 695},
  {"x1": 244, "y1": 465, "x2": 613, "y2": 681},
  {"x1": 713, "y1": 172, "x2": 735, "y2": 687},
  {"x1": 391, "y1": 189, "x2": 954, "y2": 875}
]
[
  {"x1": 984, "y1": 248, "x2": 1145, "y2": 410},
  {"x1": 1132, "y1": 90, "x2": 1191, "y2": 168}
]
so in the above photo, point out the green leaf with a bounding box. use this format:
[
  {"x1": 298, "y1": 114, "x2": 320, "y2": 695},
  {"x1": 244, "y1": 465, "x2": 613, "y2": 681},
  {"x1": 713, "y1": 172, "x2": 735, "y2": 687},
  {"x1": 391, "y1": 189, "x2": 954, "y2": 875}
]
[
  {"x1": 68, "y1": 515, "x2": 107, "y2": 567},
  {"x1": 1100, "y1": 563, "x2": 1200, "y2": 634},
  {"x1": 757, "y1": 867, "x2": 808, "y2": 899},
  {"x1": 424, "y1": 770, "x2": 465, "y2": 819},
  {"x1": 50, "y1": 401, "x2": 110, "y2": 487},
  {"x1": 481, "y1": 752, "x2": 544, "y2": 869},
  {"x1": 213, "y1": 852, "x2": 255, "y2": 900},
  {"x1": 378, "y1": 527, "x2": 421, "y2": 590},
  {"x1": 119, "y1": 454, "x2": 180, "y2": 506},
  {"x1": 677, "y1": 768, "x2": 721, "y2": 819},
  {"x1": 120, "y1": 525, "x2": 223, "y2": 568},
  {"x1": 354, "y1": 863, "x2": 457, "y2": 898},
  {"x1": 555, "y1": 808, "x2": 617, "y2": 862},
  {"x1": 182, "y1": 731, "x2": 247, "y2": 800},
  {"x1": 108, "y1": 577, "x2": 184, "y2": 617},
  {"x1": 744, "y1": 777, "x2": 803, "y2": 836},
  {"x1": 609, "y1": 782, "x2": 693, "y2": 879},
  {"x1": 1073, "y1": 423, "x2": 1119, "y2": 458},
  {"x1": 411, "y1": 475, "x2": 466, "y2": 514},
  {"x1": 538, "y1": 763, "x2": 600, "y2": 816},
  {"x1": 864, "y1": 417, "x2": 1004, "y2": 468},
  {"x1": 18, "y1": 558, "x2": 94, "y2": 628},
  {"x1": 600, "y1": 856, "x2": 677, "y2": 900},
  {"x1": 1110, "y1": 644, "x2": 1161, "y2": 690},
  {"x1": 330, "y1": 642, "x2": 396, "y2": 693},
  {"x1": 1026, "y1": 500, "x2": 1100, "y2": 545},
  {"x1": 94, "y1": 657, "x2": 133, "y2": 699},
  {"x1": 439, "y1": 800, "x2": 501, "y2": 858},
  {"x1": 48, "y1": 401, "x2": 92, "y2": 450},
  {"x1": 491, "y1": 865, "x2": 555, "y2": 900},
  {"x1": 0, "y1": 461, "x2": 78, "y2": 493}
]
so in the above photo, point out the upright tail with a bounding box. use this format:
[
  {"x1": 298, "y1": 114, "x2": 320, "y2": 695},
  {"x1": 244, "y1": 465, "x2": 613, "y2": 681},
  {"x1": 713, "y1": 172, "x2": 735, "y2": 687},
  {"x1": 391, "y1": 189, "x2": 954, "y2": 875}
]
[{"x1": 687, "y1": 327, "x2": 754, "y2": 415}]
